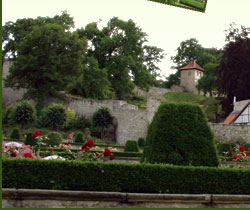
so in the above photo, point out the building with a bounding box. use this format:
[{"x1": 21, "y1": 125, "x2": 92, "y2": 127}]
[
  {"x1": 179, "y1": 61, "x2": 204, "y2": 94},
  {"x1": 224, "y1": 99, "x2": 250, "y2": 124}
]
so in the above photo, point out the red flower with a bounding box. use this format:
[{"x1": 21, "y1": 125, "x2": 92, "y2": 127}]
[
  {"x1": 233, "y1": 155, "x2": 241, "y2": 160},
  {"x1": 24, "y1": 153, "x2": 33, "y2": 158},
  {"x1": 227, "y1": 150, "x2": 231, "y2": 155},
  {"x1": 82, "y1": 140, "x2": 94, "y2": 150},
  {"x1": 110, "y1": 153, "x2": 115, "y2": 160},
  {"x1": 96, "y1": 152, "x2": 100, "y2": 157},
  {"x1": 11, "y1": 151, "x2": 17, "y2": 157},
  {"x1": 65, "y1": 142, "x2": 72, "y2": 146},
  {"x1": 84, "y1": 147, "x2": 90, "y2": 152},
  {"x1": 239, "y1": 146, "x2": 245, "y2": 152},
  {"x1": 246, "y1": 153, "x2": 250, "y2": 157},
  {"x1": 32, "y1": 131, "x2": 41, "y2": 139},
  {"x1": 103, "y1": 148, "x2": 111, "y2": 157},
  {"x1": 51, "y1": 149, "x2": 55, "y2": 152},
  {"x1": 239, "y1": 166, "x2": 244, "y2": 169},
  {"x1": 60, "y1": 145, "x2": 64, "y2": 149}
]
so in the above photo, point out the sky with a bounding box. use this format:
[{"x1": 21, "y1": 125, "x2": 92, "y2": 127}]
[{"x1": 2, "y1": 0, "x2": 250, "y2": 78}]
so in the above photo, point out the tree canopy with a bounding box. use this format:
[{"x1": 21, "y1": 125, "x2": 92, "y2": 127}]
[{"x1": 215, "y1": 24, "x2": 250, "y2": 115}]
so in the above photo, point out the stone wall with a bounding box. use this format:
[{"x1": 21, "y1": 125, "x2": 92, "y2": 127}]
[
  {"x1": 210, "y1": 123, "x2": 250, "y2": 144},
  {"x1": 3, "y1": 189, "x2": 250, "y2": 208}
]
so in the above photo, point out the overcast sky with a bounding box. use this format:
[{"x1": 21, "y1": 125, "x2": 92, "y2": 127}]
[{"x1": 2, "y1": 0, "x2": 250, "y2": 78}]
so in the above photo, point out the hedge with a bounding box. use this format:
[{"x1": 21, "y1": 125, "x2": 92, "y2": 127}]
[{"x1": 2, "y1": 159, "x2": 250, "y2": 194}]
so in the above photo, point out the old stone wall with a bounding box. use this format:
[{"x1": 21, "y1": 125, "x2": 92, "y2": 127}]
[{"x1": 210, "y1": 123, "x2": 250, "y2": 144}]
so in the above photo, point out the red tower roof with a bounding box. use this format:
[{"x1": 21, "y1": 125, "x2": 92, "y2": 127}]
[{"x1": 179, "y1": 61, "x2": 204, "y2": 71}]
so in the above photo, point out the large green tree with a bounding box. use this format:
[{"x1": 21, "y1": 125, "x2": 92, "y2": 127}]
[
  {"x1": 4, "y1": 19, "x2": 86, "y2": 113},
  {"x1": 76, "y1": 17, "x2": 164, "y2": 100},
  {"x1": 167, "y1": 38, "x2": 221, "y2": 88},
  {"x1": 215, "y1": 24, "x2": 250, "y2": 115}
]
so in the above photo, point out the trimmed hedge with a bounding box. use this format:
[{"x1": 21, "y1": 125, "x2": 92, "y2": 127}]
[
  {"x1": 10, "y1": 128, "x2": 21, "y2": 139},
  {"x1": 142, "y1": 103, "x2": 220, "y2": 167},
  {"x1": 138, "y1": 137, "x2": 145, "y2": 147},
  {"x1": 124, "y1": 140, "x2": 140, "y2": 152},
  {"x1": 74, "y1": 132, "x2": 83, "y2": 143},
  {"x1": 47, "y1": 132, "x2": 63, "y2": 146},
  {"x1": 2, "y1": 158, "x2": 250, "y2": 194}
]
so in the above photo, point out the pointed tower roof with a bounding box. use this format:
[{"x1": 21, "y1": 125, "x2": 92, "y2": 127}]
[{"x1": 179, "y1": 61, "x2": 204, "y2": 72}]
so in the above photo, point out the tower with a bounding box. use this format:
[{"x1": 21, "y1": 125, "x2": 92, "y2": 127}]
[{"x1": 179, "y1": 61, "x2": 204, "y2": 94}]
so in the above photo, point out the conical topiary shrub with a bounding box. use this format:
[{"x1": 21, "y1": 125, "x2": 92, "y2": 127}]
[
  {"x1": 124, "y1": 140, "x2": 140, "y2": 152},
  {"x1": 10, "y1": 128, "x2": 21, "y2": 140},
  {"x1": 138, "y1": 137, "x2": 145, "y2": 147},
  {"x1": 142, "y1": 103, "x2": 220, "y2": 167}
]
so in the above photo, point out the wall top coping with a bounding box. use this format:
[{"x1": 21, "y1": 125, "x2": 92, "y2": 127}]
[{"x1": 3, "y1": 188, "x2": 250, "y2": 204}]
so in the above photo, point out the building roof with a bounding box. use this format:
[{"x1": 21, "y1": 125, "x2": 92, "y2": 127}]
[
  {"x1": 223, "y1": 110, "x2": 240, "y2": 124},
  {"x1": 179, "y1": 61, "x2": 204, "y2": 72},
  {"x1": 224, "y1": 101, "x2": 250, "y2": 124}
]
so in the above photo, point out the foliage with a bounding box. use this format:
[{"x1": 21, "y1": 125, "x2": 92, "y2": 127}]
[
  {"x1": 142, "y1": 103, "x2": 220, "y2": 167},
  {"x1": 217, "y1": 142, "x2": 232, "y2": 156},
  {"x1": 163, "y1": 92, "x2": 223, "y2": 122},
  {"x1": 2, "y1": 105, "x2": 15, "y2": 125},
  {"x1": 163, "y1": 71, "x2": 180, "y2": 88},
  {"x1": 39, "y1": 103, "x2": 66, "y2": 130},
  {"x1": 3, "y1": 158, "x2": 250, "y2": 194},
  {"x1": 124, "y1": 140, "x2": 140, "y2": 152},
  {"x1": 10, "y1": 128, "x2": 21, "y2": 139},
  {"x1": 12, "y1": 100, "x2": 36, "y2": 130},
  {"x1": 127, "y1": 96, "x2": 147, "y2": 109},
  {"x1": 69, "y1": 56, "x2": 114, "y2": 100},
  {"x1": 91, "y1": 107, "x2": 114, "y2": 139},
  {"x1": 47, "y1": 132, "x2": 63, "y2": 146},
  {"x1": 138, "y1": 137, "x2": 145, "y2": 147},
  {"x1": 74, "y1": 132, "x2": 84, "y2": 143},
  {"x1": 77, "y1": 17, "x2": 164, "y2": 100},
  {"x1": 215, "y1": 24, "x2": 250, "y2": 115},
  {"x1": 3, "y1": 12, "x2": 86, "y2": 112},
  {"x1": 24, "y1": 133, "x2": 37, "y2": 146}
]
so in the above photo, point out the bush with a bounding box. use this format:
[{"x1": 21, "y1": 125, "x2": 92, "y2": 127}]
[
  {"x1": 47, "y1": 132, "x2": 63, "y2": 146},
  {"x1": 39, "y1": 103, "x2": 66, "y2": 130},
  {"x1": 75, "y1": 132, "x2": 83, "y2": 143},
  {"x1": 12, "y1": 100, "x2": 36, "y2": 130},
  {"x1": 142, "y1": 103, "x2": 220, "y2": 167},
  {"x1": 2, "y1": 105, "x2": 15, "y2": 125},
  {"x1": 10, "y1": 128, "x2": 21, "y2": 139},
  {"x1": 138, "y1": 137, "x2": 145, "y2": 147},
  {"x1": 24, "y1": 133, "x2": 37, "y2": 146},
  {"x1": 91, "y1": 107, "x2": 114, "y2": 139},
  {"x1": 124, "y1": 140, "x2": 140, "y2": 152},
  {"x1": 3, "y1": 158, "x2": 250, "y2": 194},
  {"x1": 217, "y1": 142, "x2": 232, "y2": 155}
]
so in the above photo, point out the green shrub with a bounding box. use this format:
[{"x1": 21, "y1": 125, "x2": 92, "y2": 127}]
[
  {"x1": 124, "y1": 140, "x2": 140, "y2": 152},
  {"x1": 3, "y1": 159, "x2": 250, "y2": 194},
  {"x1": 91, "y1": 107, "x2": 114, "y2": 139},
  {"x1": 75, "y1": 132, "x2": 83, "y2": 143},
  {"x1": 142, "y1": 103, "x2": 220, "y2": 167},
  {"x1": 217, "y1": 142, "x2": 232, "y2": 155},
  {"x1": 12, "y1": 100, "x2": 36, "y2": 130},
  {"x1": 180, "y1": 0, "x2": 205, "y2": 10},
  {"x1": 138, "y1": 137, "x2": 145, "y2": 147},
  {"x1": 10, "y1": 128, "x2": 21, "y2": 139},
  {"x1": 24, "y1": 133, "x2": 37, "y2": 146},
  {"x1": 2, "y1": 105, "x2": 15, "y2": 125},
  {"x1": 47, "y1": 132, "x2": 63, "y2": 146},
  {"x1": 39, "y1": 103, "x2": 66, "y2": 130}
]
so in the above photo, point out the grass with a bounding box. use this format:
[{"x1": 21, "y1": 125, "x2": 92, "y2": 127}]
[
  {"x1": 180, "y1": 0, "x2": 205, "y2": 11},
  {"x1": 163, "y1": 92, "x2": 221, "y2": 122}
]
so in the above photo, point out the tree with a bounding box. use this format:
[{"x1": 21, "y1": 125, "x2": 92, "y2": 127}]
[
  {"x1": 69, "y1": 56, "x2": 114, "y2": 100},
  {"x1": 4, "y1": 22, "x2": 86, "y2": 114},
  {"x1": 77, "y1": 17, "x2": 164, "y2": 100},
  {"x1": 170, "y1": 38, "x2": 221, "y2": 87},
  {"x1": 39, "y1": 103, "x2": 66, "y2": 130},
  {"x1": 196, "y1": 63, "x2": 218, "y2": 96},
  {"x1": 215, "y1": 24, "x2": 250, "y2": 115},
  {"x1": 12, "y1": 100, "x2": 36, "y2": 130},
  {"x1": 91, "y1": 107, "x2": 114, "y2": 139}
]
